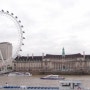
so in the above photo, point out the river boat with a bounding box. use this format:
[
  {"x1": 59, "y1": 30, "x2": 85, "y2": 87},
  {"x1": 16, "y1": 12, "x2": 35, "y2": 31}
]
[
  {"x1": 0, "y1": 80, "x2": 89, "y2": 90},
  {"x1": 40, "y1": 74, "x2": 65, "y2": 80},
  {"x1": 59, "y1": 80, "x2": 84, "y2": 90},
  {"x1": 8, "y1": 72, "x2": 32, "y2": 76}
]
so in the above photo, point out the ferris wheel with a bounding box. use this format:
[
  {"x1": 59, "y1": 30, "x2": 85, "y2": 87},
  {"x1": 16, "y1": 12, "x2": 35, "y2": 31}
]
[{"x1": 0, "y1": 10, "x2": 25, "y2": 70}]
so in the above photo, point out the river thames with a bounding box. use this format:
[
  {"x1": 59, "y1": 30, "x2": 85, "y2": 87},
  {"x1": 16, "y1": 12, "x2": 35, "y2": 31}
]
[{"x1": 0, "y1": 75, "x2": 90, "y2": 88}]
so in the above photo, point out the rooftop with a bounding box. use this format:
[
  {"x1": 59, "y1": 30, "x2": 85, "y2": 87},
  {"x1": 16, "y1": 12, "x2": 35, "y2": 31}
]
[
  {"x1": 0, "y1": 42, "x2": 12, "y2": 45},
  {"x1": 14, "y1": 53, "x2": 90, "y2": 61}
]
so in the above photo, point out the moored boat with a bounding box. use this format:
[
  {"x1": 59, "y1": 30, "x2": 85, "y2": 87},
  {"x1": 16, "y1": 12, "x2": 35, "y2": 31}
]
[
  {"x1": 59, "y1": 80, "x2": 85, "y2": 90},
  {"x1": 40, "y1": 74, "x2": 65, "y2": 80},
  {"x1": 8, "y1": 72, "x2": 32, "y2": 76}
]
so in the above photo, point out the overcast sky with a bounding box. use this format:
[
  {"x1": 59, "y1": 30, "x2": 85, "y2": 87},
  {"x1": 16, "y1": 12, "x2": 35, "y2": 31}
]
[{"x1": 0, "y1": 0, "x2": 90, "y2": 56}]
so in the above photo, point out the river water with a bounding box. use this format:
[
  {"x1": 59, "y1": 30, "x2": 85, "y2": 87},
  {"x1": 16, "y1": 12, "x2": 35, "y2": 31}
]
[{"x1": 0, "y1": 75, "x2": 90, "y2": 89}]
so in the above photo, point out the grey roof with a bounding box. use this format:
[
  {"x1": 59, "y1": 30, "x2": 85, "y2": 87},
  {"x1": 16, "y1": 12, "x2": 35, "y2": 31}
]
[
  {"x1": 14, "y1": 53, "x2": 90, "y2": 62},
  {"x1": 15, "y1": 56, "x2": 43, "y2": 61},
  {"x1": 46, "y1": 53, "x2": 82, "y2": 59},
  {"x1": 0, "y1": 42, "x2": 12, "y2": 45}
]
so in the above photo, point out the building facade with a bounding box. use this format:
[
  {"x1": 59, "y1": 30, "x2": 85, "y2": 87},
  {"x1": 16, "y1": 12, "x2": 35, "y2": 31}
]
[
  {"x1": 13, "y1": 53, "x2": 90, "y2": 75},
  {"x1": 0, "y1": 42, "x2": 12, "y2": 60}
]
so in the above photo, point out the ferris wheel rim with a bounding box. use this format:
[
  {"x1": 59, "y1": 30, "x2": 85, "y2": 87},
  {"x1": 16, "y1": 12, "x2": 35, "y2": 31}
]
[{"x1": 0, "y1": 10, "x2": 25, "y2": 61}]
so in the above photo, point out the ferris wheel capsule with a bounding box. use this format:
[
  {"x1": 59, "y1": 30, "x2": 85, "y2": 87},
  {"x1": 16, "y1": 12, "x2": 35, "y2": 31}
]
[
  {"x1": 7, "y1": 11, "x2": 9, "y2": 13},
  {"x1": 23, "y1": 31, "x2": 25, "y2": 33},
  {"x1": 15, "y1": 16, "x2": 18, "y2": 19},
  {"x1": 20, "y1": 49, "x2": 22, "y2": 51},
  {"x1": 23, "y1": 37, "x2": 25, "y2": 39},
  {"x1": 22, "y1": 43, "x2": 24, "y2": 45},
  {"x1": 19, "y1": 20, "x2": 21, "y2": 23},
  {"x1": 21, "y1": 25, "x2": 24, "y2": 28},
  {"x1": 11, "y1": 13, "x2": 14, "y2": 15},
  {"x1": 1, "y1": 10, "x2": 4, "y2": 12}
]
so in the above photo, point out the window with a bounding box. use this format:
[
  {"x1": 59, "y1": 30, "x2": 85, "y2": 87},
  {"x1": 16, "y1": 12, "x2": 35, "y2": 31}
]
[{"x1": 62, "y1": 83, "x2": 70, "y2": 86}]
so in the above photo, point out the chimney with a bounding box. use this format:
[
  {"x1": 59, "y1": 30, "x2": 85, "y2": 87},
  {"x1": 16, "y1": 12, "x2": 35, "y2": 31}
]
[
  {"x1": 32, "y1": 53, "x2": 34, "y2": 59},
  {"x1": 62, "y1": 47, "x2": 65, "y2": 59},
  {"x1": 83, "y1": 51, "x2": 85, "y2": 60},
  {"x1": 27, "y1": 54, "x2": 29, "y2": 59},
  {"x1": 42, "y1": 53, "x2": 44, "y2": 59}
]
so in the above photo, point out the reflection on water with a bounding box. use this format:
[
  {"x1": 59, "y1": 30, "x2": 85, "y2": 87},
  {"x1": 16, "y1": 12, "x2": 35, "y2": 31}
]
[{"x1": 0, "y1": 75, "x2": 90, "y2": 89}]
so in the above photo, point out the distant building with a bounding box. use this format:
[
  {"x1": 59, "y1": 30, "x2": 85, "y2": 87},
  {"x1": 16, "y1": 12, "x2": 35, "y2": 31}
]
[
  {"x1": 0, "y1": 42, "x2": 12, "y2": 60},
  {"x1": 13, "y1": 53, "x2": 90, "y2": 75}
]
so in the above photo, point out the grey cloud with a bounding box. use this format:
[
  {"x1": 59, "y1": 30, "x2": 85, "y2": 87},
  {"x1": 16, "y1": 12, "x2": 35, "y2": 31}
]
[{"x1": 0, "y1": 0, "x2": 90, "y2": 56}]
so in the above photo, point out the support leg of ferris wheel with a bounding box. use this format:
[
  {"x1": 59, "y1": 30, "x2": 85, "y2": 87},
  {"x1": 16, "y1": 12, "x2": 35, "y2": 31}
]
[
  {"x1": 0, "y1": 50, "x2": 4, "y2": 62},
  {"x1": 0, "y1": 50, "x2": 7, "y2": 73}
]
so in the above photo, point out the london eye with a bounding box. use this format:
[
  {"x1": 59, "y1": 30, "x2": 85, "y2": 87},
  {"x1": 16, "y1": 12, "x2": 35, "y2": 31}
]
[{"x1": 0, "y1": 10, "x2": 25, "y2": 71}]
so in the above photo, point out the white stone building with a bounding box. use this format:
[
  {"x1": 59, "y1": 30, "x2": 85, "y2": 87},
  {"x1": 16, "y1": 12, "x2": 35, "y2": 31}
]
[
  {"x1": 13, "y1": 53, "x2": 90, "y2": 75},
  {"x1": 0, "y1": 42, "x2": 12, "y2": 60}
]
